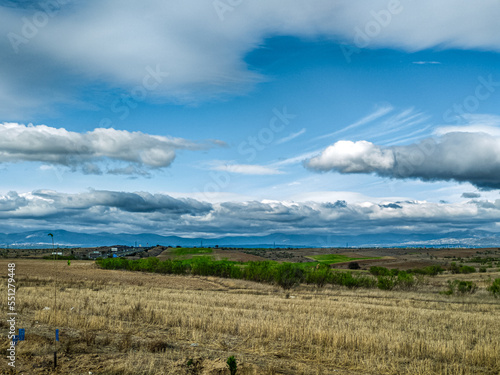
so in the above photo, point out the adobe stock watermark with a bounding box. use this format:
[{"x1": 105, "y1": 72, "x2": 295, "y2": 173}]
[
  {"x1": 213, "y1": 0, "x2": 243, "y2": 21},
  {"x1": 392, "y1": 138, "x2": 437, "y2": 177},
  {"x1": 193, "y1": 106, "x2": 296, "y2": 200},
  {"x1": 7, "y1": 263, "x2": 17, "y2": 368},
  {"x1": 341, "y1": 0, "x2": 403, "y2": 63},
  {"x1": 443, "y1": 75, "x2": 500, "y2": 124},
  {"x1": 99, "y1": 65, "x2": 169, "y2": 128},
  {"x1": 7, "y1": 0, "x2": 73, "y2": 54},
  {"x1": 238, "y1": 106, "x2": 296, "y2": 162}
]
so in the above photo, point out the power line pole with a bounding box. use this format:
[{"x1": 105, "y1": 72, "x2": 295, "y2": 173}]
[{"x1": 48, "y1": 233, "x2": 57, "y2": 368}]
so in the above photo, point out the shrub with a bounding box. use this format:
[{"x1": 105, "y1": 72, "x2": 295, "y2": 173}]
[
  {"x1": 274, "y1": 263, "x2": 304, "y2": 290},
  {"x1": 409, "y1": 265, "x2": 445, "y2": 276},
  {"x1": 487, "y1": 278, "x2": 500, "y2": 298},
  {"x1": 396, "y1": 271, "x2": 416, "y2": 290},
  {"x1": 348, "y1": 262, "x2": 361, "y2": 270},
  {"x1": 243, "y1": 261, "x2": 275, "y2": 283},
  {"x1": 443, "y1": 280, "x2": 478, "y2": 295},
  {"x1": 137, "y1": 257, "x2": 160, "y2": 272},
  {"x1": 449, "y1": 262, "x2": 460, "y2": 274},
  {"x1": 172, "y1": 261, "x2": 188, "y2": 275},
  {"x1": 479, "y1": 267, "x2": 487, "y2": 273},
  {"x1": 331, "y1": 271, "x2": 375, "y2": 288},
  {"x1": 459, "y1": 265, "x2": 476, "y2": 274},
  {"x1": 305, "y1": 264, "x2": 332, "y2": 288},
  {"x1": 389, "y1": 268, "x2": 400, "y2": 277},
  {"x1": 377, "y1": 276, "x2": 396, "y2": 290},
  {"x1": 147, "y1": 340, "x2": 173, "y2": 353},
  {"x1": 456, "y1": 280, "x2": 477, "y2": 294},
  {"x1": 227, "y1": 356, "x2": 237, "y2": 375},
  {"x1": 369, "y1": 266, "x2": 390, "y2": 276}
]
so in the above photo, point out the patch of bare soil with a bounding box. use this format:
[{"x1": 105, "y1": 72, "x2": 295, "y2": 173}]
[{"x1": 432, "y1": 248, "x2": 496, "y2": 258}]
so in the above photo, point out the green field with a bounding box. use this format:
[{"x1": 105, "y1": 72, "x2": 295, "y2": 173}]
[
  {"x1": 309, "y1": 254, "x2": 380, "y2": 264},
  {"x1": 171, "y1": 247, "x2": 213, "y2": 256}
]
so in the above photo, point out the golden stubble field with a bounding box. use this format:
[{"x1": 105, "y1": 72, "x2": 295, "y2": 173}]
[{"x1": 0, "y1": 259, "x2": 499, "y2": 375}]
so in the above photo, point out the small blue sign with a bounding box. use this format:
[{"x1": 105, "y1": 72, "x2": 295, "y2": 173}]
[
  {"x1": 55, "y1": 329, "x2": 59, "y2": 342},
  {"x1": 18, "y1": 329, "x2": 25, "y2": 341}
]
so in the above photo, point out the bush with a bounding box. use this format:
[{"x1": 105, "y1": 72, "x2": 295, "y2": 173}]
[
  {"x1": 172, "y1": 261, "x2": 188, "y2": 275},
  {"x1": 305, "y1": 264, "x2": 332, "y2": 288},
  {"x1": 274, "y1": 263, "x2": 304, "y2": 290},
  {"x1": 449, "y1": 262, "x2": 475, "y2": 274},
  {"x1": 96, "y1": 257, "x2": 384, "y2": 291},
  {"x1": 487, "y1": 278, "x2": 500, "y2": 298},
  {"x1": 331, "y1": 271, "x2": 375, "y2": 289},
  {"x1": 369, "y1": 266, "x2": 390, "y2": 276},
  {"x1": 442, "y1": 280, "x2": 478, "y2": 295},
  {"x1": 409, "y1": 265, "x2": 444, "y2": 276},
  {"x1": 348, "y1": 262, "x2": 361, "y2": 270},
  {"x1": 389, "y1": 268, "x2": 400, "y2": 277},
  {"x1": 227, "y1": 356, "x2": 237, "y2": 375},
  {"x1": 243, "y1": 261, "x2": 275, "y2": 283},
  {"x1": 377, "y1": 276, "x2": 396, "y2": 290},
  {"x1": 449, "y1": 262, "x2": 460, "y2": 274},
  {"x1": 137, "y1": 257, "x2": 160, "y2": 272},
  {"x1": 396, "y1": 271, "x2": 416, "y2": 290},
  {"x1": 479, "y1": 267, "x2": 487, "y2": 273},
  {"x1": 459, "y1": 265, "x2": 476, "y2": 274}
]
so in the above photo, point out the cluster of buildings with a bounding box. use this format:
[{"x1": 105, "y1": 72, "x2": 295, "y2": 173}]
[{"x1": 87, "y1": 246, "x2": 146, "y2": 259}]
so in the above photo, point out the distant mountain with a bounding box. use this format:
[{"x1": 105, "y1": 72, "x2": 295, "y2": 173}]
[{"x1": 0, "y1": 229, "x2": 499, "y2": 248}]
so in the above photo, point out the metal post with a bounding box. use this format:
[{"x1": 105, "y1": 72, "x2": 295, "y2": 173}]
[{"x1": 49, "y1": 233, "x2": 57, "y2": 368}]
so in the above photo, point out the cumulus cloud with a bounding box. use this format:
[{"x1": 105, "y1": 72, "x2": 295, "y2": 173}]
[
  {"x1": 1, "y1": 1, "x2": 500, "y2": 117},
  {"x1": 1, "y1": 190, "x2": 500, "y2": 236},
  {"x1": 32, "y1": 190, "x2": 213, "y2": 214},
  {"x1": 305, "y1": 132, "x2": 500, "y2": 189},
  {"x1": 306, "y1": 140, "x2": 395, "y2": 173},
  {"x1": 0, "y1": 123, "x2": 215, "y2": 174}
]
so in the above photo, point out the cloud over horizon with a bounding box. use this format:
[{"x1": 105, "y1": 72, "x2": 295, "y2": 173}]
[{"x1": 1, "y1": 189, "x2": 499, "y2": 237}]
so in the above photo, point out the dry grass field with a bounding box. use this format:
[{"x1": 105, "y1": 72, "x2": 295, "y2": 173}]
[{"x1": 1, "y1": 259, "x2": 499, "y2": 374}]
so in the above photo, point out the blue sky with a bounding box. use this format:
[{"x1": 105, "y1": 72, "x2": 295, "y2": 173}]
[{"x1": 1, "y1": 0, "x2": 500, "y2": 241}]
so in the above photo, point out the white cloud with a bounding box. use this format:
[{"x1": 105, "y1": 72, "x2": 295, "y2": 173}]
[
  {"x1": 412, "y1": 61, "x2": 441, "y2": 65},
  {"x1": 306, "y1": 140, "x2": 395, "y2": 173},
  {"x1": 305, "y1": 131, "x2": 500, "y2": 189},
  {"x1": 1, "y1": 1, "x2": 500, "y2": 116},
  {"x1": 1, "y1": 189, "x2": 500, "y2": 237},
  {"x1": 435, "y1": 114, "x2": 500, "y2": 137},
  {"x1": 276, "y1": 128, "x2": 306, "y2": 145},
  {"x1": 0, "y1": 123, "x2": 216, "y2": 174},
  {"x1": 212, "y1": 163, "x2": 284, "y2": 175}
]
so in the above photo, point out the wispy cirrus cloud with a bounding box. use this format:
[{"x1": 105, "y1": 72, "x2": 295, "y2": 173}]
[
  {"x1": 276, "y1": 128, "x2": 306, "y2": 145},
  {"x1": 412, "y1": 61, "x2": 441, "y2": 65},
  {"x1": 314, "y1": 106, "x2": 394, "y2": 141},
  {"x1": 210, "y1": 162, "x2": 284, "y2": 175}
]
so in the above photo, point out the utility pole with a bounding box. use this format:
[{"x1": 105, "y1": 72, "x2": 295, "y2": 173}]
[{"x1": 48, "y1": 233, "x2": 57, "y2": 368}]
